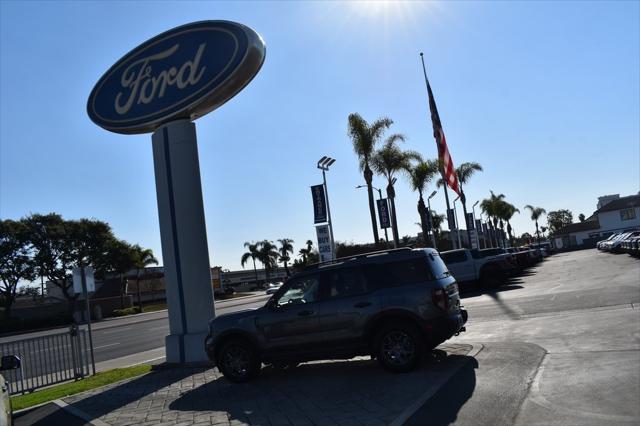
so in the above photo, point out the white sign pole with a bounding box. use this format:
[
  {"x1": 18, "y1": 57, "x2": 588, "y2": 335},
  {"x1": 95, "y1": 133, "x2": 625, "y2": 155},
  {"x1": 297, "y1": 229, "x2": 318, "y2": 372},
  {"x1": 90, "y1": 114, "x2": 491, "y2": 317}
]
[
  {"x1": 80, "y1": 266, "x2": 96, "y2": 375},
  {"x1": 152, "y1": 120, "x2": 215, "y2": 363}
]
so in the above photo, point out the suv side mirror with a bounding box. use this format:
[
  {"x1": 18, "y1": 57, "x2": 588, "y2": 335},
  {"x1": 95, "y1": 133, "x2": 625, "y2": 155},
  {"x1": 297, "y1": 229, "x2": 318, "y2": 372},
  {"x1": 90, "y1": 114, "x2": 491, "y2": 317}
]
[{"x1": 0, "y1": 355, "x2": 20, "y2": 371}]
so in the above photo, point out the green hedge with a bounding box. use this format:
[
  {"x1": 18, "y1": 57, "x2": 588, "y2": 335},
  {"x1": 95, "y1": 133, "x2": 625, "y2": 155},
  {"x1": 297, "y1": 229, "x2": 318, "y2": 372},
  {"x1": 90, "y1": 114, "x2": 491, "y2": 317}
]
[{"x1": 111, "y1": 307, "x2": 142, "y2": 317}]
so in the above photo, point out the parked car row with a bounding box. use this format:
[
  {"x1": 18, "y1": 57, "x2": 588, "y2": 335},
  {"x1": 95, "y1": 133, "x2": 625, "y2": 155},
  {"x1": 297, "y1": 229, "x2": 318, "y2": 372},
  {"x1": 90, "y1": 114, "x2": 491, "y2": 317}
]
[
  {"x1": 597, "y1": 231, "x2": 640, "y2": 254},
  {"x1": 205, "y1": 247, "x2": 467, "y2": 382},
  {"x1": 440, "y1": 246, "x2": 546, "y2": 290}
]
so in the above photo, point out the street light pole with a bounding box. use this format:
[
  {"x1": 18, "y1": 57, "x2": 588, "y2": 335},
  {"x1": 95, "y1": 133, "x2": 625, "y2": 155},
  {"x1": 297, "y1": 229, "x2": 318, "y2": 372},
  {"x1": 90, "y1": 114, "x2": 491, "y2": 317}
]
[
  {"x1": 472, "y1": 200, "x2": 480, "y2": 249},
  {"x1": 318, "y1": 157, "x2": 336, "y2": 259},
  {"x1": 453, "y1": 196, "x2": 462, "y2": 249},
  {"x1": 356, "y1": 185, "x2": 388, "y2": 244},
  {"x1": 428, "y1": 190, "x2": 437, "y2": 249}
]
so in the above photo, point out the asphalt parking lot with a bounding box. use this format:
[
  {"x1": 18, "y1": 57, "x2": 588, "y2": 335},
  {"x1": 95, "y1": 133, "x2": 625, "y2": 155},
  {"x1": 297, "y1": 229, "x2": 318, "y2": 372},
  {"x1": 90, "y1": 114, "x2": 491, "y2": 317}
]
[{"x1": 15, "y1": 249, "x2": 640, "y2": 425}]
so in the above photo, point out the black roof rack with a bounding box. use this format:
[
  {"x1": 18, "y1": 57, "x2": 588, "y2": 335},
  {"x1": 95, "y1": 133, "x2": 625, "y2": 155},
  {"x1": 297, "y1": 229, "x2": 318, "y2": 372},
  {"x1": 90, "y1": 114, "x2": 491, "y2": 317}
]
[{"x1": 303, "y1": 247, "x2": 414, "y2": 271}]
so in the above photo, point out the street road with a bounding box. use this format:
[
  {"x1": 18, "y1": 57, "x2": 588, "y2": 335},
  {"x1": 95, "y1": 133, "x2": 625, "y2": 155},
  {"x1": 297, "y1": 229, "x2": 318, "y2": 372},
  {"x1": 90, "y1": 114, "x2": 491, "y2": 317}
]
[{"x1": 0, "y1": 293, "x2": 271, "y2": 370}]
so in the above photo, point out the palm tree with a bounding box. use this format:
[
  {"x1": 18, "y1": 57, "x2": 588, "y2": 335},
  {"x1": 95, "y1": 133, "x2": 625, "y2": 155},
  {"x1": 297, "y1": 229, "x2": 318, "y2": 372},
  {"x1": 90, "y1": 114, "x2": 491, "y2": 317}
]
[
  {"x1": 131, "y1": 245, "x2": 158, "y2": 312},
  {"x1": 525, "y1": 205, "x2": 547, "y2": 245},
  {"x1": 257, "y1": 240, "x2": 279, "y2": 283},
  {"x1": 277, "y1": 238, "x2": 294, "y2": 277},
  {"x1": 480, "y1": 191, "x2": 506, "y2": 247},
  {"x1": 298, "y1": 240, "x2": 313, "y2": 264},
  {"x1": 438, "y1": 162, "x2": 483, "y2": 248},
  {"x1": 348, "y1": 113, "x2": 393, "y2": 245},
  {"x1": 371, "y1": 135, "x2": 421, "y2": 247},
  {"x1": 405, "y1": 159, "x2": 439, "y2": 247},
  {"x1": 430, "y1": 210, "x2": 446, "y2": 242},
  {"x1": 240, "y1": 242, "x2": 260, "y2": 284},
  {"x1": 500, "y1": 202, "x2": 520, "y2": 246}
]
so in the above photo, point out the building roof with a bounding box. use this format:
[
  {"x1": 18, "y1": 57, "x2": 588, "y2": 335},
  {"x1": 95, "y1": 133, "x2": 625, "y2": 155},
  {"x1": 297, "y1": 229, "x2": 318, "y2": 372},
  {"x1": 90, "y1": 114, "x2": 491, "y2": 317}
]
[
  {"x1": 556, "y1": 219, "x2": 601, "y2": 235},
  {"x1": 595, "y1": 194, "x2": 640, "y2": 213}
]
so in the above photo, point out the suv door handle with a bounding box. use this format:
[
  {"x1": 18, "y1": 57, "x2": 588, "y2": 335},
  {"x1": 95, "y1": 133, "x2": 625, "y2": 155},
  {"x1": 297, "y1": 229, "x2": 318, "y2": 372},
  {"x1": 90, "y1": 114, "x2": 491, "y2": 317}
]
[
  {"x1": 354, "y1": 302, "x2": 372, "y2": 308},
  {"x1": 297, "y1": 310, "x2": 315, "y2": 317}
]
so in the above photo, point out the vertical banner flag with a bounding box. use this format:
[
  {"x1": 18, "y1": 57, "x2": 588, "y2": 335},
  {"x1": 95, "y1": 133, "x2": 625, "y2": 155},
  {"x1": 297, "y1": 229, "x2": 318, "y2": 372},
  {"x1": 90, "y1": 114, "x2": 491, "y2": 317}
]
[
  {"x1": 311, "y1": 184, "x2": 327, "y2": 224},
  {"x1": 426, "y1": 72, "x2": 460, "y2": 195},
  {"x1": 377, "y1": 198, "x2": 391, "y2": 229},
  {"x1": 475, "y1": 219, "x2": 483, "y2": 234},
  {"x1": 315, "y1": 224, "x2": 333, "y2": 262},
  {"x1": 466, "y1": 213, "x2": 475, "y2": 230},
  {"x1": 425, "y1": 209, "x2": 433, "y2": 231},
  {"x1": 447, "y1": 208, "x2": 456, "y2": 230}
]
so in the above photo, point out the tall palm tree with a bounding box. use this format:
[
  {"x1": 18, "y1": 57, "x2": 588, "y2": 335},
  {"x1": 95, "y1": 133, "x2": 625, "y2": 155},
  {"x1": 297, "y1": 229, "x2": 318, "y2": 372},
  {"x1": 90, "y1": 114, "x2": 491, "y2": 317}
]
[
  {"x1": 131, "y1": 245, "x2": 158, "y2": 312},
  {"x1": 298, "y1": 240, "x2": 313, "y2": 264},
  {"x1": 525, "y1": 205, "x2": 547, "y2": 245},
  {"x1": 240, "y1": 242, "x2": 260, "y2": 284},
  {"x1": 348, "y1": 113, "x2": 393, "y2": 245},
  {"x1": 371, "y1": 135, "x2": 421, "y2": 247},
  {"x1": 480, "y1": 191, "x2": 506, "y2": 248},
  {"x1": 501, "y1": 202, "x2": 520, "y2": 246},
  {"x1": 277, "y1": 238, "x2": 294, "y2": 277},
  {"x1": 405, "y1": 159, "x2": 439, "y2": 247},
  {"x1": 257, "y1": 240, "x2": 279, "y2": 282},
  {"x1": 430, "y1": 210, "x2": 446, "y2": 242},
  {"x1": 438, "y1": 162, "x2": 483, "y2": 248}
]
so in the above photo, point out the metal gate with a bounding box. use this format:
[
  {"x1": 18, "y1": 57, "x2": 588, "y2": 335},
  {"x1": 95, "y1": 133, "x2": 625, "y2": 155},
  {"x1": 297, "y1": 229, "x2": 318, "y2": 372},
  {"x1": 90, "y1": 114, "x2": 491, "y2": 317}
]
[{"x1": 0, "y1": 325, "x2": 91, "y2": 395}]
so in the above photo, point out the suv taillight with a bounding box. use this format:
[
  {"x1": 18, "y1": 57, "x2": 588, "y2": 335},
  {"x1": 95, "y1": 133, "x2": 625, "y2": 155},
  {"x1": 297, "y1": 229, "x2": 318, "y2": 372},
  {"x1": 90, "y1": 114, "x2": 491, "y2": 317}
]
[{"x1": 432, "y1": 288, "x2": 449, "y2": 311}]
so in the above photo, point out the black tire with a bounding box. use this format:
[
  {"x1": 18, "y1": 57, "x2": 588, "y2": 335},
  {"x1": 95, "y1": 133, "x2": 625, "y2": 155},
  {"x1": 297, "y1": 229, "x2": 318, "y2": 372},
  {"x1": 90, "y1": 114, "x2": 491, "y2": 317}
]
[
  {"x1": 216, "y1": 338, "x2": 260, "y2": 383},
  {"x1": 374, "y1": 322, "x2": 424, "y2": 373},
  {"x1": 481, "y1": 265, "x2": 502, "y2": 289}
]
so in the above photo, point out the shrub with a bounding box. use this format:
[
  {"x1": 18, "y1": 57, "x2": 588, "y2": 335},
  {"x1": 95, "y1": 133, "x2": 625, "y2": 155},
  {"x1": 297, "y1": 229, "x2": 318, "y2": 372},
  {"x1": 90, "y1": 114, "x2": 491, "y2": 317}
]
[{"x1": 111, "y1": 307, "x2": 142, "y2": 317}]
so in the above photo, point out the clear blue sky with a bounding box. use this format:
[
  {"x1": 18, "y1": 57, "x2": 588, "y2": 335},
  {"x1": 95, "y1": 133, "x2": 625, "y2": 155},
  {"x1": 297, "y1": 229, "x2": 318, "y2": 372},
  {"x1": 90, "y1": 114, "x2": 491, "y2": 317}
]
[{"x1": 1, "y1": 1, "x2": 638, "y2": 271}]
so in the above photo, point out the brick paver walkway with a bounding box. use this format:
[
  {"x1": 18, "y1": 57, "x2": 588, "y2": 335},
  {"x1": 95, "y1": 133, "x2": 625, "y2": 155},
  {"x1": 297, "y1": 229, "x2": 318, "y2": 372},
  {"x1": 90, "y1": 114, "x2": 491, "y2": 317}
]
[{"x1": 64, "y1": 343, "x2": 473, "y2": 426}]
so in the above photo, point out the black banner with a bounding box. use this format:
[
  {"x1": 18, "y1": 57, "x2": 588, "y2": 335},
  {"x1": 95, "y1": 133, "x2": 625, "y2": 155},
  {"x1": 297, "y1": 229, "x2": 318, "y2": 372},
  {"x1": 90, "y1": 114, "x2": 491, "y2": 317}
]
[
  {"x1": 311, "y1": 184, "x2": 327, "y2": 224},
  {"x1": 447, "y1": 208, "x2": 456, "y2": 230},
  {"x1": 377, "y1": 198, "x2": 391, "y2": 229},
  {"x1": 425, "y1": 208, "x2": 433, "y2": 231},
  {"x1": 475, "y1": 219, "x2": 483, "y2": 234},
  {"x1": 466, "y1": 213, "x2": 475, "y2": 230}
]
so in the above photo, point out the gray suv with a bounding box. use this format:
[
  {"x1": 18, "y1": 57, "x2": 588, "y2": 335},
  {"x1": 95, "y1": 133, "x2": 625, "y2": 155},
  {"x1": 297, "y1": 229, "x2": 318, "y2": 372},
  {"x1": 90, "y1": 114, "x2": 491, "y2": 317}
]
[{"x1": 205, "y1": 248, "x2": 468, "y2": 382}]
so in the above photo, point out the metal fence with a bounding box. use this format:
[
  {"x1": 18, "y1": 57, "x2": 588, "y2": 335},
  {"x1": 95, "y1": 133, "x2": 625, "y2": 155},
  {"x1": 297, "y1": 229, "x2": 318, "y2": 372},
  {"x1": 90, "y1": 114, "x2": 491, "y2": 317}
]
[{"x1": 0, "y1": 325, "x2": 91, "y2": 395}]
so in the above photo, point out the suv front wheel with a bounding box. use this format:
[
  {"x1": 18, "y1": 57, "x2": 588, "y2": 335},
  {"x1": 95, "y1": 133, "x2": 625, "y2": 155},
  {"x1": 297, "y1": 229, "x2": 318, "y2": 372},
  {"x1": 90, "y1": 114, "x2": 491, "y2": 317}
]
[
  {"x1": 374, "y1": 322, "x2": 424, "y2": 373},
  {"x1": 216, "y1": 338, "x2": 260, "y2": 383}
]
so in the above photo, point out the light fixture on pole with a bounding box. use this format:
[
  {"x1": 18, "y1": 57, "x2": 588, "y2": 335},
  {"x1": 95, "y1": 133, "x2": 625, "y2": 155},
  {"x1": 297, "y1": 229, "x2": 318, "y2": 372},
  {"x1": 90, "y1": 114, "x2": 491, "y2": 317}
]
[
  {"x1": 453, "y1": 195, "x2": 462, "y2": 249},
  {"x1": 472, "y1": 200, "x2": 480, "y2": 249},
  {"x1": 356, "y1": 184, "x2": 389, "y2": 243},
  {"x1": 427, "y1": 190, "x2": 438, "y2": 248},
  {"x1": 318, "y1": 156, "x2": 336, "y2": 259}
]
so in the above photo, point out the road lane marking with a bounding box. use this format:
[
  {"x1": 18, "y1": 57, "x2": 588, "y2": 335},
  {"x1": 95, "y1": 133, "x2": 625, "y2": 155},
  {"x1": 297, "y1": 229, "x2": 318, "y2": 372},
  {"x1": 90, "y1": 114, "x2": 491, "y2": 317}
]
[
  {"x1": 101, "y1": 327, "x2": 131, "y2": 334},
  {"x1": 94, "y1": 343, "x2": 121, "y2": 350},
  {"x1": 148, "y1": 325, "x2": 169, "y2": 331}
]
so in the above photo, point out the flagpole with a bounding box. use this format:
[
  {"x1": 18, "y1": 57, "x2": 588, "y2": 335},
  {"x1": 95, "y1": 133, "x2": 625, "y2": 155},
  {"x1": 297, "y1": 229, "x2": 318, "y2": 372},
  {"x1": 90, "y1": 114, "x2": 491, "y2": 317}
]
[{"x1": 420, "y1": 52, "x2": 456, "y2": 249}]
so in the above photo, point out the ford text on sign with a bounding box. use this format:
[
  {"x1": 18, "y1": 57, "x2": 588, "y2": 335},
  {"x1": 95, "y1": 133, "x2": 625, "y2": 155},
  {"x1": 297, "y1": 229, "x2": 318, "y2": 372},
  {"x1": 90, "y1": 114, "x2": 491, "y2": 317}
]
[
  {"x1": 311, "y1": 184, "x2": 328, "y2": 224},
  {"x1": 377, "y1": 198, "x2": 391, "y2": 229},
  {"x1": 87, "y1": 21, "x2": 266, "y2": 134}
]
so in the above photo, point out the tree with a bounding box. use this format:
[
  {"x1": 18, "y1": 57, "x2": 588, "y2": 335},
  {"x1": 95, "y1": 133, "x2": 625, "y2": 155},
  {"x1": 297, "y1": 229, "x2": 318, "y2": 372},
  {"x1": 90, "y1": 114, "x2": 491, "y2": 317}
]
[
  {"x1": 405, "y1": 159, "x2": 439, "y2": 247},
  {"x1": 0, "y1": 220, "x2": 36, "y2": 318},
  {"x1": 240, "y1": 242, "x2": 260, "y2": 284},
  {"x1": 547, "y1": 209, "x2": 573, "y2": 236},
  {"x1": 481, "y1": 191, "x2": 506, "y2": 247},
  {"x1": 277, "y1": 238, "x2": 294, "y2": 277},
  {"x1": 524, "y1": 205, "x2": 547, "y2": 244},
  {"x1": 348, "y1": 113, "x2": 393, "y2": 245},
  {"x1": 429, "y1": 210, "x2": 446, "y2": 242},
  {"x1": 298, "y1": 240, "x2": 313, "y2": 264},
  {"x1": 257, "y1": 240, "x2": 278, "y2": 282},
  {"x1": 23, "y1": 214, "x2": 116, "y2": 316},
  {"x1": 579, "y1": 213, "x2": 586, "y2": 222},
  {"x1": 100, "y1": 239, "x2": 136, "y2": 309},
  {"x1": 500, "y1": 202, "x2": 520, "y2": 246},
  {"x1": 130, "y1": 245, "x2": 158, "y2": 312},
  {"x1": 439, "y1": 162, "x2": 483, "y2": 248},
  {"x1": 371, "y1": 135, "x2": 421, "y2": 247}
]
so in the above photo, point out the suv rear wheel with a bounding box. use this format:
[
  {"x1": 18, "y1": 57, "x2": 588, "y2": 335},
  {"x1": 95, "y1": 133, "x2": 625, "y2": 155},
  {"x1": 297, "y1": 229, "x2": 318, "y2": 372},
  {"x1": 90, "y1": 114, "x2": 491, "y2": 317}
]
[
  {"x1": 374, "y1": 322, "x2": 423, "y2": 373},
  {"x1": 216, "y1": 338, "x2": 260, "y2": 383}
]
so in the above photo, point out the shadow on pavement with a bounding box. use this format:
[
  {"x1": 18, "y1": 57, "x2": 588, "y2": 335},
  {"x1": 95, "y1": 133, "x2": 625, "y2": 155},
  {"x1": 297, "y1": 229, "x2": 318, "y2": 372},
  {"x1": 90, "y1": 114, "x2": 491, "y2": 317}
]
[
  {"x1": 460, "y1": 284, "x2": 523, "y2": 298},
  {"x1": 406, "y1": 356, "x2": 479, "y2": 425},
  {"x1": 13, "y1": 402, "x2": 90, "y2": 426}
]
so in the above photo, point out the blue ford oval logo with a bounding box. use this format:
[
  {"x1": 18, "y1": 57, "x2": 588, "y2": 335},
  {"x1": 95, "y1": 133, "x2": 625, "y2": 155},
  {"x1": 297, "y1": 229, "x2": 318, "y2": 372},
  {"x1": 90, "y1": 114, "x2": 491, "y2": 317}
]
[{"x1": 88, "y1": 21, "x2": 266, "y2": 134}]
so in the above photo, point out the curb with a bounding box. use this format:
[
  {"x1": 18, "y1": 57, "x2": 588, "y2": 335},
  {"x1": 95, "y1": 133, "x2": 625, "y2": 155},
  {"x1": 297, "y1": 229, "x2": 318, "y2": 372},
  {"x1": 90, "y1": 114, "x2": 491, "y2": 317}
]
[
  {"x1": 54, "y1": 399, "x2": 110, "y2": 426},
  {"x1": 390, "y1": 343, "x2": 484, "y2": 426}
]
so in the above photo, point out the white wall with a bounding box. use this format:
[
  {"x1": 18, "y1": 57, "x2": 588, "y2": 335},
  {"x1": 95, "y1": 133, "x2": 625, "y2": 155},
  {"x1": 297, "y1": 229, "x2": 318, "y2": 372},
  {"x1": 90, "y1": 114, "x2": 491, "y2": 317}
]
[{"x1": 598, "y1": 207, "x2": 640, "y2": 231}]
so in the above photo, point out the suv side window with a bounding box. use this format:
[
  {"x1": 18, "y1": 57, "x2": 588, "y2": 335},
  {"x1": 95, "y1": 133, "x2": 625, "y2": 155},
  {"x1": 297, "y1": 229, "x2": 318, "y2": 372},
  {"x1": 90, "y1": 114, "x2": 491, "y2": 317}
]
[
  {"x1": 441, "y1": 251, "x2": 467, "y2": 264},
  {"x1": 363, "y1": 258, "x2": 431, "y2": 289},
  {"x1": 276, "y1": 275, "x2": 320, "y2": 307},
  {"x1": 325, "y1": 268, "x2": 368, "y2": 299}
]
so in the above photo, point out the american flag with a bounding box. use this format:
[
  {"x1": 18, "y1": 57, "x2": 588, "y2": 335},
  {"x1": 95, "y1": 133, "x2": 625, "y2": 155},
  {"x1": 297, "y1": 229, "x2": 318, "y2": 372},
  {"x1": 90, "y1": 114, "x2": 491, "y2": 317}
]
[{"x1": 426, "y1": 80, "x2": 460, "y2": 195}]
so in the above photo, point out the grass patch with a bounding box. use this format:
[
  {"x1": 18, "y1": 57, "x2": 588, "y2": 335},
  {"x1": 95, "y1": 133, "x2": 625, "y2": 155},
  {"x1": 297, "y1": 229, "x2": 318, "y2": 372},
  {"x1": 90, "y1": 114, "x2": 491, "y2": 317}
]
[
  {"x1": 10, "y1": 364, "x2": 152, "y2": 411},
  {"x1": 141, "y1": 302, "x2": 167, "y2": 312}
]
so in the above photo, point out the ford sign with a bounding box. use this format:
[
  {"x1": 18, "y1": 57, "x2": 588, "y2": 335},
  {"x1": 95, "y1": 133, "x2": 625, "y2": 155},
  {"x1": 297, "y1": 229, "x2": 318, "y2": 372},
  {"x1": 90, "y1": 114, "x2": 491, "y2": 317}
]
[{"x1": 87, "y1": 21, "x2": 266, "y2": 134}]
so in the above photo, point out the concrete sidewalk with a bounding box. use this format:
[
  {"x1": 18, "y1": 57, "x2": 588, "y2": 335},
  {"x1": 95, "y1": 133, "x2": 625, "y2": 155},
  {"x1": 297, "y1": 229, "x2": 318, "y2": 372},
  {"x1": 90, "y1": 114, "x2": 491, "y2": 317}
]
[{"x1": 38, "y1": 343, "x2": 478, "y2": 426}]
